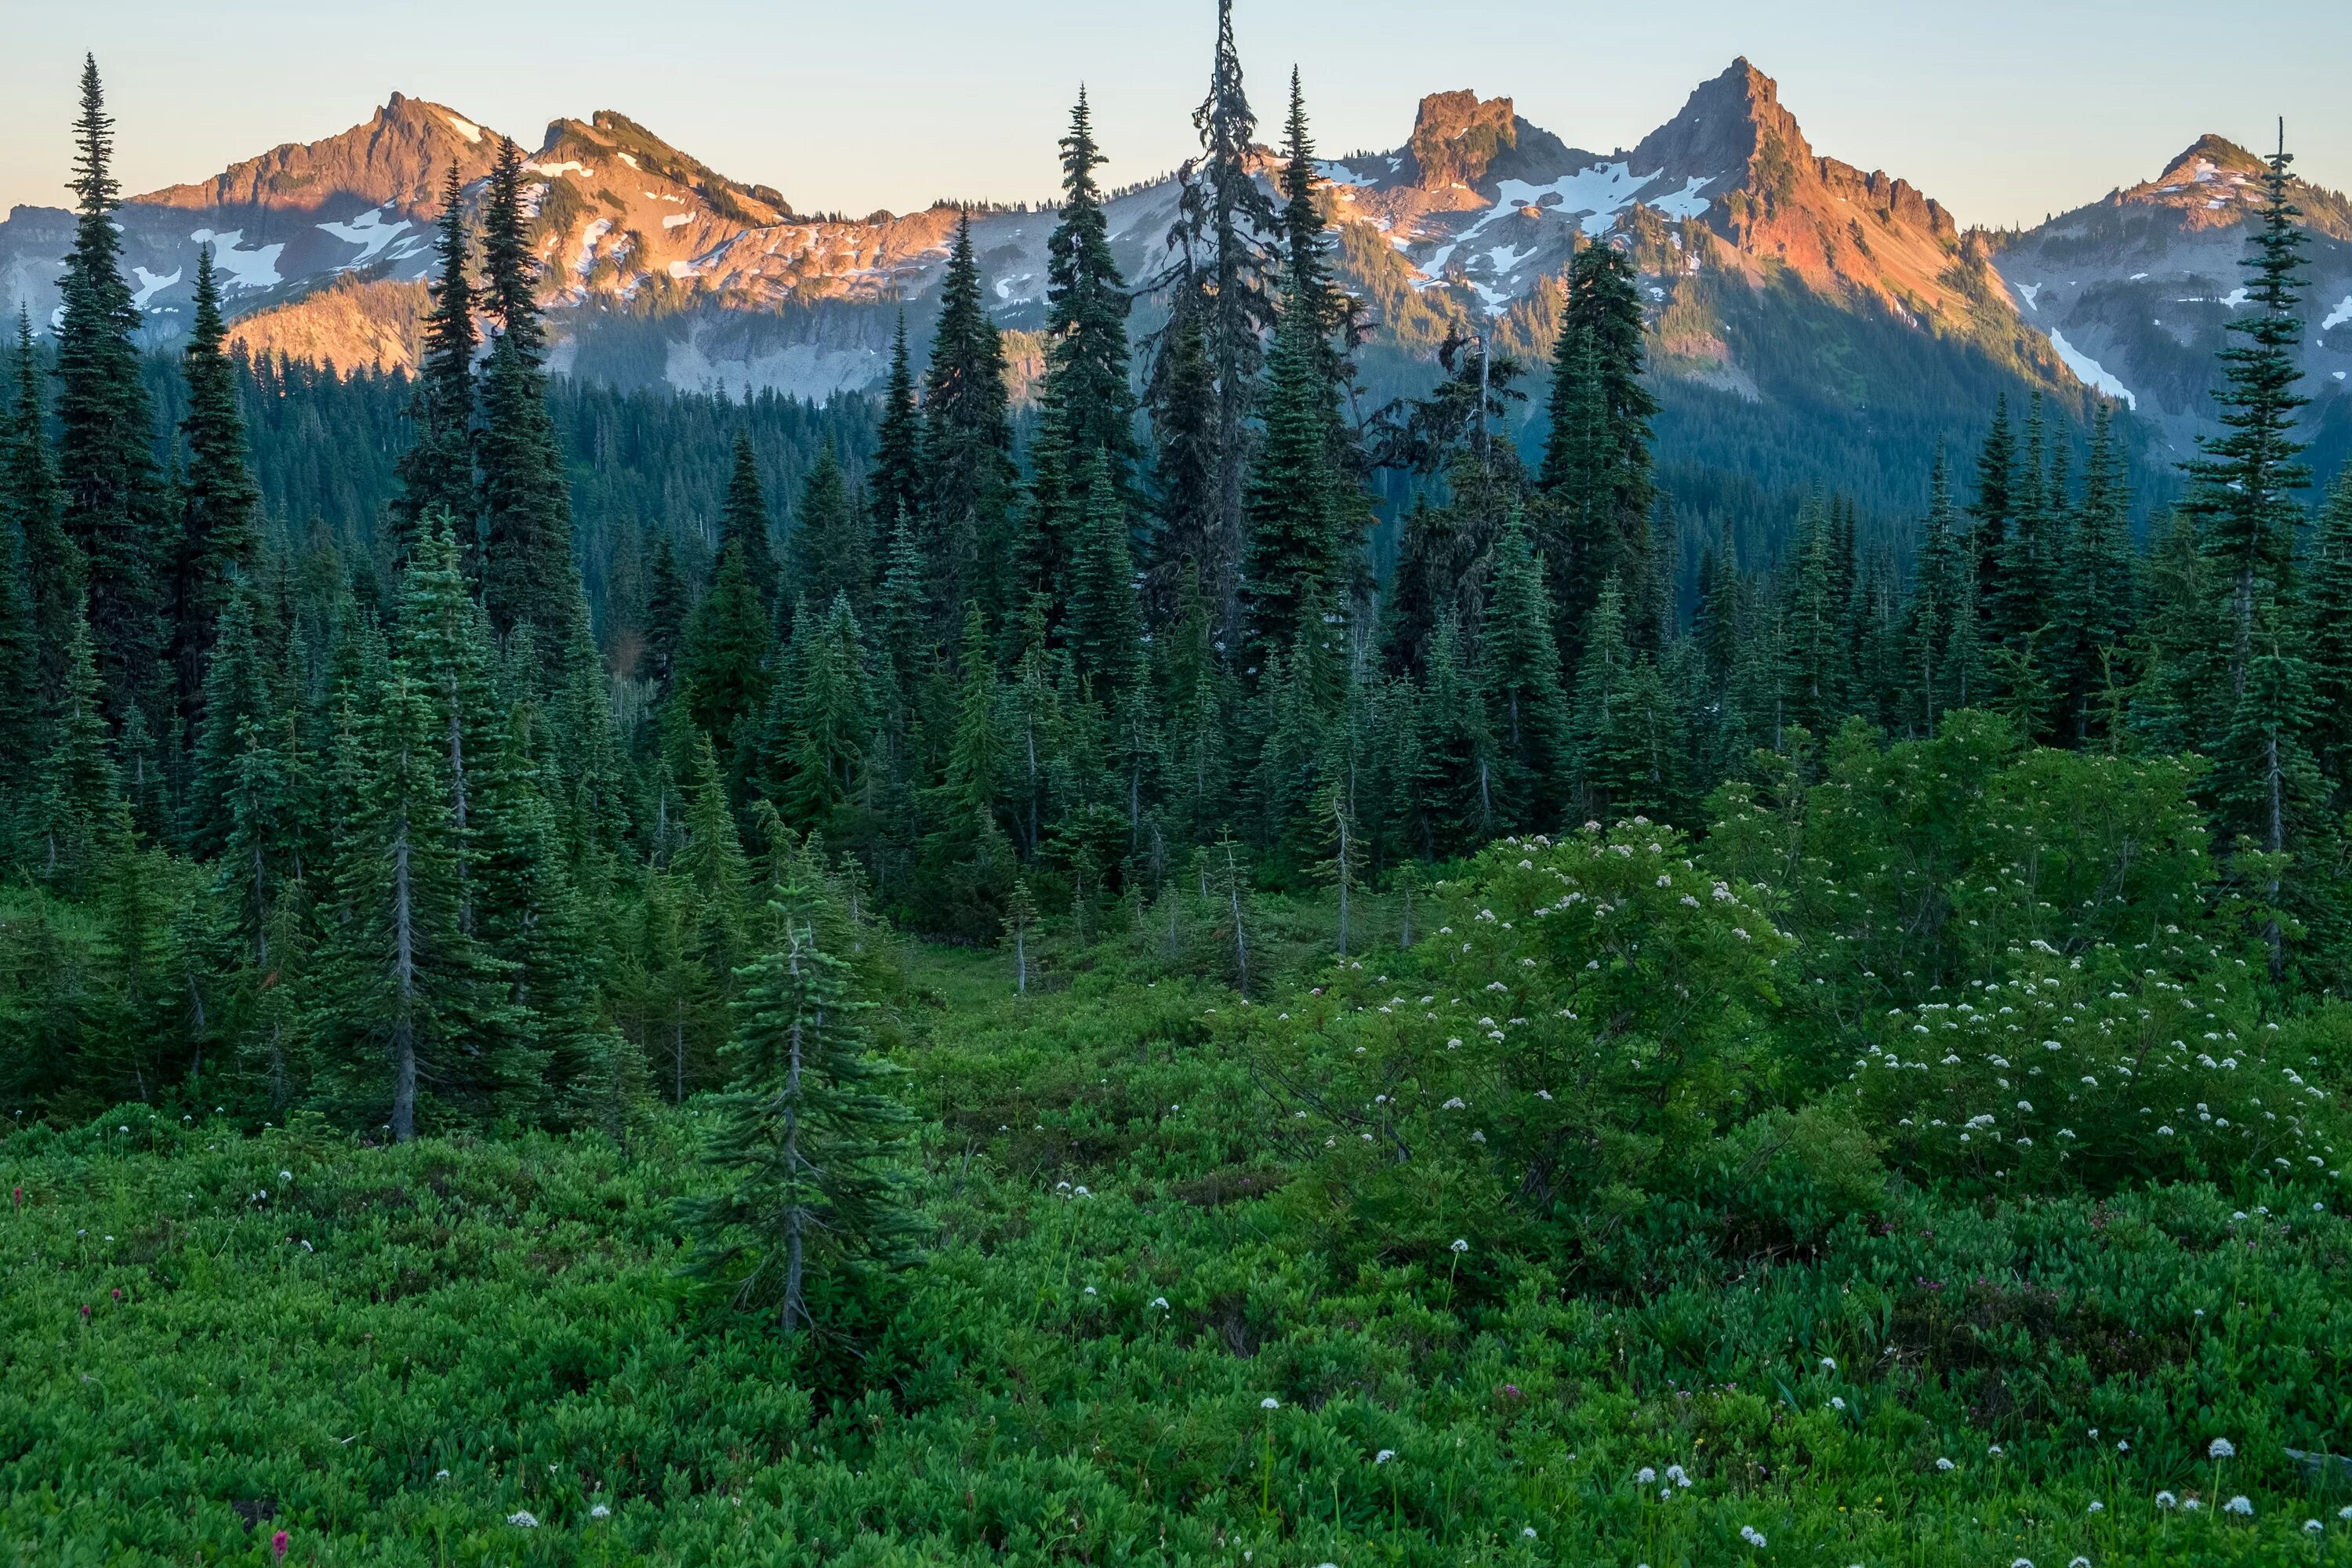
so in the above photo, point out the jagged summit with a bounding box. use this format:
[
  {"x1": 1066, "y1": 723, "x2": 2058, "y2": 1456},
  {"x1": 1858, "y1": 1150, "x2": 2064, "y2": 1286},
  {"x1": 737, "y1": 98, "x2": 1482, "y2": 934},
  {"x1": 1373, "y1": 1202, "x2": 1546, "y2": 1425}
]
[{"x1": 136, "y1": 93, "x2": 502, "y2": 219}]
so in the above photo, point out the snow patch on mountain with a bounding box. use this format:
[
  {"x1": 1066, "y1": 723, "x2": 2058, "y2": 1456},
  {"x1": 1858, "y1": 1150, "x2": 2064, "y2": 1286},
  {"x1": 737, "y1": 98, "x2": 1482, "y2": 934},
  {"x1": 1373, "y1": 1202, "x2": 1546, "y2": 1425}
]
[
  {"x1": 317, "y1": 208, "x2": 414, "y2": 267},
  {"x1": 2322, "y1": 294, "x2": 2352, "y2": 332},
  {"x1": 188, "y1": 230, "x2": 284, "y2": 291},
  {"x1": 2015, "y1": 283, "x2": 2040, "y2": 311},
  {"x1": 443, "y1": 113, "x2": 481, "y2": 143},
  {"x1": 661, "y1": 212, "x2": 695, "y2": 230},
  {"x1": 129, "y1": 266, "x2": 180, "y2": 311},
  {"x1": 527, "y1": 161, "x2": 593, "y2": 179},
  {"x1": 1648, "y1": 175, "x2": 1714, "y2": 220},
  {"x1": 2048, "y1": 329, "x2": 2136, "y2": 409}
]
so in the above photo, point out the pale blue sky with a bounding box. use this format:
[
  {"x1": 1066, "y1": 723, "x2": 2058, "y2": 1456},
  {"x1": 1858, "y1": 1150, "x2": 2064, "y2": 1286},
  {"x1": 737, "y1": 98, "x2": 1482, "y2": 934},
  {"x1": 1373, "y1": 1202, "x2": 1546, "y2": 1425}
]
[{"x1": 3, "y1": 1, "x2": 2347, "y2": 230}]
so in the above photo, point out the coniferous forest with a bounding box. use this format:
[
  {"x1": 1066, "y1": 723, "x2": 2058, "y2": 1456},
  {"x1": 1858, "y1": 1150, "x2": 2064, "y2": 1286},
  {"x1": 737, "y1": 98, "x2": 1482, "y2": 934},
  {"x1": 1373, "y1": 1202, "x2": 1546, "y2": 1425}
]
[{"x1": 7, "y1": 23, "x2": 2352, "y2": 1565}]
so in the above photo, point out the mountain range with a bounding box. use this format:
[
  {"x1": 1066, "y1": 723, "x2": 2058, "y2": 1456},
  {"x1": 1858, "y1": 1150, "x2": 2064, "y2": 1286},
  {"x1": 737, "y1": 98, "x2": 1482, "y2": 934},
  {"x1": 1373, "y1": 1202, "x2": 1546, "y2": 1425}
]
[{"x1": 4, "y1": 58, "x2": 2348, "y2": 518}]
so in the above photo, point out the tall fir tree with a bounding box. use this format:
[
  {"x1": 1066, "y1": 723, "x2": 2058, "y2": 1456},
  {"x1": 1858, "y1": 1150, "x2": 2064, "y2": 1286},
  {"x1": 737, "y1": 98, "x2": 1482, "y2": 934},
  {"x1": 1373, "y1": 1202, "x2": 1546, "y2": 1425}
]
[
  {"x1": 1029, "y1": 89, "x2": 1135, "y2": 575},
  {"x1": 677, "y1": 542, "x2": 775, "y2": 773},
  {"x1": 2050, "y1": 405, "x2": 2136, "y2": 746},
  {"x1": 53, "y1": 56, "x2": 169, "y2": 733},
  {"x1": 1482, "y1": 516, "x2": 1574, "y2": 826},
  {"x1": 1167, "y1": 0, "x2": 1276, "y2": 641},
  {"x1": 391, "y1": 164, "x2": 477, "y2": 572},
  {"x1": 1537, "y1": 238, "x2": 1656, "y2": 659},
  {"x1": 1901, "y1": 451, "x2": 1982, "y2": 738},
  {"x1": 32, "y1": 601, "x2": 120, "y2": 891},
  {"x1": 1065, "y1": 451, "x2": 1147, "y2": 696},
  {"x1": 2183, "y1": 127, "x2": 2310, "y2": 706},
  {"x1": 6, "y1": 310, "x2": 79, "y2": 702},
  {"x1": 2303, "y1": 467, "x2": 2352, "y2": 795},
  {"x1": 721, "y1": 430, "x2": 782, "y2": 615},
  {"x1": 1243, "y1": 295, "x2": 1341, "y2": 661},
  {"x1": 869, "y1": 313, "x2": 925, "y2": 542},
  {"x1": 171, "y1": 245, "x2": 263, "y2": 744},
  {"x1": 922, "y1": 216, "x2": 1018, "y2": 625},
  {"x1": 1142, "y1": 308, "x2": 1218, "y2": 621},
  {"x1": 789, "y1": 445, "x2": 869, "y2": 619},
  {"x1": 310, "y1": 662, "x2": 529, "y2": 1142},
  {"x1": 475, "y1": 136, "x2": 585, "y2": 659}
]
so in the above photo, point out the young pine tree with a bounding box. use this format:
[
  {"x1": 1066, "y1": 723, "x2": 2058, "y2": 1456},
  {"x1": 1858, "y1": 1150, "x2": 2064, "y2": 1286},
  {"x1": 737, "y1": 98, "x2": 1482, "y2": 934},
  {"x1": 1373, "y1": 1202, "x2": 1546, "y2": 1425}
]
[{"x1": 682, "y1": 870, "x2": 916, "y2": 1335}]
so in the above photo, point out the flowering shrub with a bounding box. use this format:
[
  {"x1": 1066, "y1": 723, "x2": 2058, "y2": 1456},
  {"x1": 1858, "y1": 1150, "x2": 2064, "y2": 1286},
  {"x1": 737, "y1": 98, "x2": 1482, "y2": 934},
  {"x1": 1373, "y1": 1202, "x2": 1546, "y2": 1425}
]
[
  {"x1": 1254, "y1": 822, "x2": 1792, "y2": 1250},
  {"x1": 1853, "y1": 941, "x2": 2348, "y2": 1196}
]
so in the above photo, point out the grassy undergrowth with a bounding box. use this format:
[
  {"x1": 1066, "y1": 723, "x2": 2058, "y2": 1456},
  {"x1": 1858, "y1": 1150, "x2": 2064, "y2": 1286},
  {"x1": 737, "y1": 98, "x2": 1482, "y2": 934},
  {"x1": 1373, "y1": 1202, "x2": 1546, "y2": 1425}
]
[{"x1": 7, "y1": 902, "x2": 2352, "y2": 1565}]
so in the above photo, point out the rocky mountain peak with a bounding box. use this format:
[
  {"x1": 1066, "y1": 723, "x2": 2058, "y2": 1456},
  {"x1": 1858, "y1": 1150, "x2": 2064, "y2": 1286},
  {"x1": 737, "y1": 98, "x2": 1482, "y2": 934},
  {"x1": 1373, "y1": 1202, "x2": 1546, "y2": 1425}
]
[
  {"x1": 1632, "y1": 57, "x2": 1808, "y2": 190},
  {"x1": 136, "y1": 93, "x2": 500, "y2": 219},
  {"x1": 1404, "y1": 91, "x2": 1517, "y2": 189}
]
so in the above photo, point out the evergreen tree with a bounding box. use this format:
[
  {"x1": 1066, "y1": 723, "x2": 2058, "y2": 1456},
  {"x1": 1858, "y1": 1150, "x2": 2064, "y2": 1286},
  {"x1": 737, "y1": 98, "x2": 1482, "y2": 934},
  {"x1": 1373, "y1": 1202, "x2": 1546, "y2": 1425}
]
[
  {"x1": 53, "y1": 56, "x2": 169, "y2": 731},
  {"x1": 1036, "y1": 87, "x2": 1135, "y2": 484},
  {"x1": 789, "y1": 445, "x2": 868, "y2": 617},
  {"x1": 770, "y1": 592, "x2": 875, "y2": 830},
  {"x1": 475, "y1": 136, "x2": 584, "y2": 658},
  {"x1": 1780, "y1": 496, "x2": 1853, "y2": 738},
  {"x1": 1165, "y1": 0, "x2": 1277, "y2": 640},
  {"x1": 2183, "y1": 129, "x2": 2311, "y2": 704},
  {"x1": 922, "y1": 216, "x2": 1017, "y2": 623},
  {"x1": 643, "y1": 533, "x2": 689, "y2": 702},
  {"x1": 183, "y1": 584, "x2": 284, "y2": 858},
  {"x1": 2050, "y1": 405, "x2": 2136, "y2": 746},
  {"x1": 391, "y1": 164, "x2": 477, "y2": 571},
  {"x1": 677, "y1": 543, "x2": 776, "y2": 768},
  {"x1": 172, "y1": 244, "x2": 263, "y2": 739},
  {"x1": 32, "y1": 603, "x2": 120, "y2": 891},
  {"x1": 682, "y1": 871, "x2": 916, "y2": 1334},
  {"x1": 1065, "y1": 452, "x2": 1146, "y2": 695},
  {"x1": 873, "y1": 506, "x2": 930, "y2": 689},
  {"x1": 1482, "y1": 516, "x2": 1573, "y2": 825},
  {"x1": 1142, "y1": 309, "x2": 1218, "y2": 621},
  {"x1": 2303, "y1": 468, "x2": 2352, "y2": 793},
  {"x1": 1537, "y1": 238, "x2": 1657, "y2": 657},
  {"x1": 1243, "y1": 295, "x2": 1341, "y2": 659},
  {"x1": 310, "y1": 662, "x2": 528, "y2": 1141},
  {"x1": 721, "y1": 431, "x2": 782, "y2": 615},
  {"x1": 869, "y1": 314, "x2": 924, "y2": 540},
  {"x1": 1901, "y1": 452, "x2": 1982, "y2": 737},
  {"x1": 6, "y1": 310, "x2": 78, "y2": 702},
  {"x1": 1969, "y1": 394, "x2": 2018, "y2": 637}
]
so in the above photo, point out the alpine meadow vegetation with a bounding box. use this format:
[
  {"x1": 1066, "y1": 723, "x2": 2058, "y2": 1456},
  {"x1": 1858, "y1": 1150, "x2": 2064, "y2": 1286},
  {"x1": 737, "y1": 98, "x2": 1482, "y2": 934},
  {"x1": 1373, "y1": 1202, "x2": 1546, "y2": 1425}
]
[{"x1": 5, "y1": 26, "x2": 2352, "y2": 1567}]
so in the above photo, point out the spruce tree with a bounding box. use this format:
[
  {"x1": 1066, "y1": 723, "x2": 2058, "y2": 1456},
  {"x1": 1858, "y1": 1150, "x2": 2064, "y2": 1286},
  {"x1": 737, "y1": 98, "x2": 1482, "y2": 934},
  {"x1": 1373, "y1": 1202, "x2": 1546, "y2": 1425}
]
[
  {"x1": 2050, "y1": 405, "x2": 2136, "y2": 746},
  {"x1": 183, "y1": 584, "x2": 284, "y2": 858},
  {"x1": 721, "y1": 431, "x2": 782, "y2": 615},
  {"x1": 391, "y1": 164, "x2": 477, "y2": 571},
  {"x1": 310, "y1": 662, "x2": 528, "y2": 1142},
  {"x1": 1167, "y1": 0, "x2": 1277, "y2": 640},
  {"x1": 32, "y1": 602, "x2": 120, "y2": 892},
  {"x1": 1537, "y1": 238, "x2": 1657, "y2": 656},
  {"x1": 1142, "y1": 309, "x2": 1218, "y2": 621},
  {"x1": 1482, "y1": 516, "x2": 1573, "y2": 825},
  {"x1": 1065, "y1": 451, "x2": 1146, "y2": 695},
  {"x1": 677, "y1": 542, "x2": 776, "y2": 767},
  {"x1": 1900, "y1": 452, "x2": 1981, "y2": 737},
  {"x1": 2184, "y1": 128, "x2": 2310, "y2": 704},
  {"x1": 682, "y1": 869, "x2": 915, "y2": 1334},
  {"x1": 2303, "y1": 468, "x2": 2352, "y2": 793},
  {"x1": 475, "y1": 136, "x2": 584, "y2": 658},
  {"x1": 53, "y1": 56, "x2": 169, "y2": 731},
  {"x1": 643, "y1": 532, "x2": 689, "y2": 702},
  {"x1": 6, "y1": 310, "x2": 78, "y2": 702},
  {"x1": 789, "y1": 445, "x2": 868, "y2": 617},
  {"x1": 922, "y1": 216, "x2": 1017, "y2": 622},
  {"x1": 1968, "y1": 394, "x2": 2018, "y2": 639},
  {"x1": 869, "y1": 314, "x2": 924, "y2": 540},
  {"x1": 172, "y1": 245, "x2": 263, "y2": 739},
  {"x1": 1036, "y1": 87, "x2": 1135, "y2": 490},
  {"x1": 1243, "y1": 296, "x2": 1340, "y2": 660}
]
